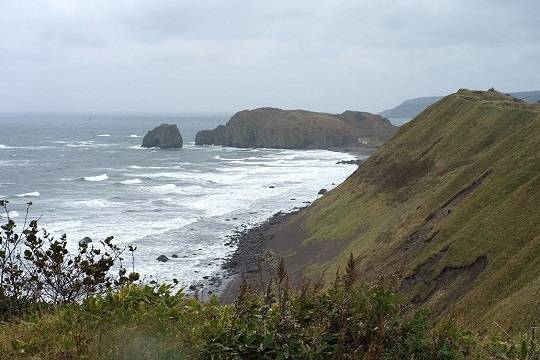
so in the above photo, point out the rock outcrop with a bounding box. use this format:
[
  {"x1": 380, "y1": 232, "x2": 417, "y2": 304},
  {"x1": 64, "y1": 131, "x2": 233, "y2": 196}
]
[
  {"x1": 195, "y1": 125, "x2": 226, "y2": 146},
  {"x1": 142, "y1": 124, "x2": 183, "y2": 149},
  {"x1": 195, "y1": 108, "x2": 396, "y2": 149}
]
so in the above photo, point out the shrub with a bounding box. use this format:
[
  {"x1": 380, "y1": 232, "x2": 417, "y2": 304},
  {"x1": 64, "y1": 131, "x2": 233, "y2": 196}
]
[{"x1": 0, "y1": 200, "x2": 139, "y2": 319}]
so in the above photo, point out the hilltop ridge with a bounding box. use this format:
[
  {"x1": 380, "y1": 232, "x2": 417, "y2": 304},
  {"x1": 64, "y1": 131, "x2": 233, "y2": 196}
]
[{"x1": 380, "y1": 90, "x2": 540, "y2": 119}]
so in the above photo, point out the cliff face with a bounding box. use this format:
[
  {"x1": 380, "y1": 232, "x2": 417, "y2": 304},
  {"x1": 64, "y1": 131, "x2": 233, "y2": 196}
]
[
  {"x1": 267, "y1": 90, "x2": 540, "y2": 329},
  {"x1": 195, "y1": 108, "x2": 396, "y2": 149}
]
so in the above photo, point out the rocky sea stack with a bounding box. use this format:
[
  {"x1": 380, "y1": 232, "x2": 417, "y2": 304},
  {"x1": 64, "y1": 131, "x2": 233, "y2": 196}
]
[
  {"x1": 142, "y1": 124, "x2": 183, "y2": 149},
  {"x1": 195, "y1": 108, "x2": 396, "y2": 149}
]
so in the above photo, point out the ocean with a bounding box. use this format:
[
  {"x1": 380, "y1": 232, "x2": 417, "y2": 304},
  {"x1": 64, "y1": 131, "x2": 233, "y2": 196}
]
[{"x1": 0, "y1": 113, "x2": 360, "y2": 287}]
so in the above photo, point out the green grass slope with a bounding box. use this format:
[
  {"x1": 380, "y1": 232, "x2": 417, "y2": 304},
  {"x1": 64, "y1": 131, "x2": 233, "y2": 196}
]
[{"x1": 270, "y1": 89, "x2": 540, "y2": 330}]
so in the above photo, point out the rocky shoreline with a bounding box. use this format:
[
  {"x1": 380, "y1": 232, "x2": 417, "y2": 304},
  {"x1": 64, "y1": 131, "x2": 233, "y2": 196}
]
[
  {"x1": 181, "y1": 149, "x2": 371, "y2": 301},
  {"x1": 218, "y1": 208, "x2": 304, "y2": 302},
  {"x1": 178, "y1": 208, "x2": 304, "y2": 300}
]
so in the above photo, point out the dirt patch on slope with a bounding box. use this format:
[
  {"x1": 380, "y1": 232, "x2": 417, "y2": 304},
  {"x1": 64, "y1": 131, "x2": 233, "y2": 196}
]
[
  {"x1": 402, "y1": 253, "x2": 487, "y2": 317},
  {"x1": 401, "y1": 168, "x2": 493, "y2": 252}
]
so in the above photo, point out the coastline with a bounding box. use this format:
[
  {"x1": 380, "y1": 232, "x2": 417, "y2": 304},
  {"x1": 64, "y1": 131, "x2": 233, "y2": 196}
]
[
  {"x1": 213, "y1": 146, "x2": 375, "y2": 303},
  {"x1": 218, "y1": 208, "x2": 304, "y2": 303}
]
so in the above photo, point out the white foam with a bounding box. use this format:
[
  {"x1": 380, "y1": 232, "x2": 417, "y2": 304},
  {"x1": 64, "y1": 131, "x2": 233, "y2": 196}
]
[
  {"x1": 83, "y1": 174, "x2": 108, "y2": 182},
  {"x1": 17, "y1": 191, "x2": 40, "y2": 197},
  {"x1": 1, "y1": 210, "x2": 19, "y2": 218},
  {"x1": 128, "y1": 165, "x2": 181, "y2": 170},
  {"x1": 128, "y1": 135, "x2": 141, "y2": 138},
  {"x1": 97, "y1": 134, "x2": 111, "y2": 137},
  {"x1": 72, "y1": 199, "x2": 118, "y2": 208},
  {"x1": 0, "y1": 144, "x2": 55, "y2": 150},
  {"x1": 119, "y1": 178, "x2": 143, "y2": 185},
  {"x1": 146, "y1": 184, "x2": 182, "y2": 194}
]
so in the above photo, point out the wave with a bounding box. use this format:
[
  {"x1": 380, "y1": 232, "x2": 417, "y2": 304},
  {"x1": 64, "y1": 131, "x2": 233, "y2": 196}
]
[
  {"x1": 0, "y1": 144, "x2": 52, "y2": 150},
  {"x1": 82, "y1": 174, "x2": 108, "y2": 182},
  {"x1": 119, "y1": 178, "x2": 142, "y2": 185},
  {"x1": 0, "y1": 211, "x2": 19, "y2": 218},
  {"x1": 128, "y1": 135, "x2": 141, "y2": 138},
  {"x1": 0, "y1": 160, "x2": 31, "y2": 167},
  {"x1": 17, "y1": 191, "x2": 40, "y2": 197},
  {"x1": 72, "y1": 199, "x2": 117, "y2": 208},
  {"x1": 128, "y1": 165, "x2": 182, "y2": 170},
  {"x1": 147, "y1": 184, "x2": 181, "y2": 194},
  {"x1": 65, "y1": 141, "x2": 116, "y2": 148},
  {"x1": 97, "y1": 134, "x2": 111, "y2": 137}
]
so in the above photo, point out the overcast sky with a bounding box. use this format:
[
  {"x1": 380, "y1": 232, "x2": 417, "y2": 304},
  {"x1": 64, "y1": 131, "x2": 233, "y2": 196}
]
[{"x1": 1, "y1": 0, "x2": 539, "y2": 114}]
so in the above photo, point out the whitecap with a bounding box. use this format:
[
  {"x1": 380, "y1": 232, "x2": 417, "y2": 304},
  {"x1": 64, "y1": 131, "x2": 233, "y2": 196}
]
[
  {"x1": 72, "y1": 199, "x2": 117, "y2": 208},
  {"x1": 97, "y1": 134, "x2": 111, "y2": 137},
  {"x1": 147, "y1": 184, "x2": 181, "y2": 194},
  {"x1": 1, "y1": 210, "x2": 19, "y2": 218},
  {"x1": 128, "y1": 165, "x2": 181, "y2": 170},
  {"x1": 128, "y1": 135, "x2": 141, "y2": 138},
  {"x1": 17, "y1": 191, "x2": 40, "y2": 197},
  {"x1": 82, "y1": 174, "x2": 108, "y2": 182},
  {"x1": 119, "y1": 178, "x2": 142, "y2": 185}
]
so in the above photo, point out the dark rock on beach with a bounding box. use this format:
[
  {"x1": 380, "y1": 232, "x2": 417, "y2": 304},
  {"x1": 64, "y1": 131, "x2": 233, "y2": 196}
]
[
  {"x1": 79, "y1": 237, "x2": 92, "y2": 246},
  {"x1": 156, "y1": 255, "x2": 169, "y2": 262},
  {"x1": 142, "y1": 124, "x2": 183, "y2": 149},
  {"x1": 318, "y1": 188, "x2": 327, "y2": 195}
]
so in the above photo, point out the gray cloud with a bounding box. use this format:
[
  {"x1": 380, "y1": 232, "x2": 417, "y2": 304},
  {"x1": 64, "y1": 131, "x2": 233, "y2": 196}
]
[{"x1": 0, "y1": 0, "x2": 538, "y2": 113}]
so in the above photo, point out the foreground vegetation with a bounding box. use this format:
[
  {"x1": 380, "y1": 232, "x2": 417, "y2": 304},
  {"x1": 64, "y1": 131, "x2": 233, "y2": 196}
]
[
  {"x1": 1, "y1": 265, "x2": 539, "y2": 359},
  {"x1": 0, "y1": 206, "x2": 538, "y2": 359}
]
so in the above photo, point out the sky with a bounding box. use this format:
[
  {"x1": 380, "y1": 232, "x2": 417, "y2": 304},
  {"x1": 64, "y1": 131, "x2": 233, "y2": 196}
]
[{"x1": 0, "y1": 0, "x2": 539, "y2": 114}]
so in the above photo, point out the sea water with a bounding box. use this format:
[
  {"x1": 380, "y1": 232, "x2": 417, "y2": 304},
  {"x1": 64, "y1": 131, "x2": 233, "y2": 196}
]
[{"x1": 0, "y1": 113, "x2": 360, "y2": 286}]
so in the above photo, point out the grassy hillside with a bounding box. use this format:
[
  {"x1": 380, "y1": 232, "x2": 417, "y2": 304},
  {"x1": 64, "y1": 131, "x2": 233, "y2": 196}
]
[{"x1": 269, "y1": 90, "x2": 540, "y2": 330}]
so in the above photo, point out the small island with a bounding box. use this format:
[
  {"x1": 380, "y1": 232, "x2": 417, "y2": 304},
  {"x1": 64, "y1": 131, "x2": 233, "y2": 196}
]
[
  {"x1": 142, "y1": 123, "x2": 183, "y2": 149},
  {"x1": 195, "y1": 108, "x2": 397, "y2": 149}
]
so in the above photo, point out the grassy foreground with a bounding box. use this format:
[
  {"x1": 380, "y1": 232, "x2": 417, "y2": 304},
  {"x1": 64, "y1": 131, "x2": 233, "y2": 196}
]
[{"x1": 1, "y1": 259, "x2": 538, "y2": 359}]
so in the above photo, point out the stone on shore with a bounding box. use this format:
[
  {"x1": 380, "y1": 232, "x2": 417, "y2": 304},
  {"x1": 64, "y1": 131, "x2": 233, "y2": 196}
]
[
  {"x1": 156, "y1": 255, "x2": 169, "y2": 262},
  {"x1": 79, "y1": 237, "x2": 92, "y2": 246}
]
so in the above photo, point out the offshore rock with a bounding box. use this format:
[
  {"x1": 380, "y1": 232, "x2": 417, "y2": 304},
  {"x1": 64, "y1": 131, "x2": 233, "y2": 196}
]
[{"x1": 142, "y1": 124, "x2": 183, "y2": 149}]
